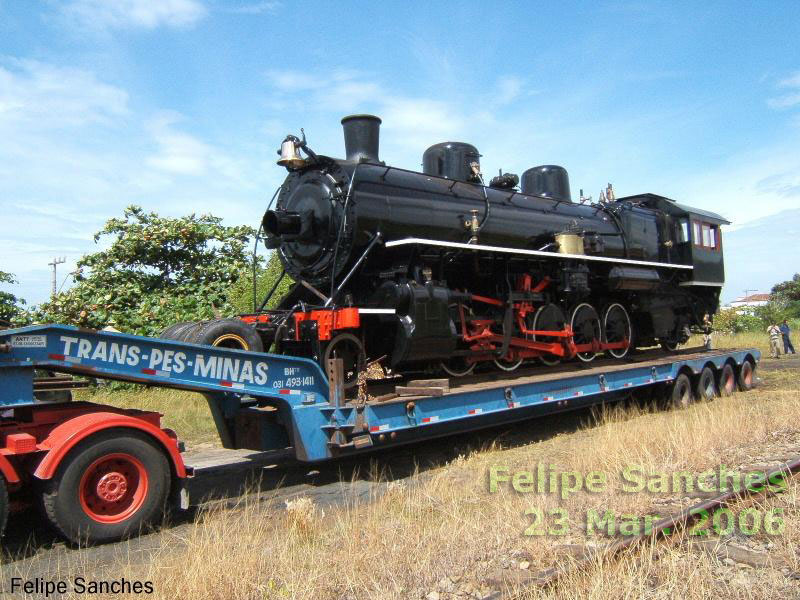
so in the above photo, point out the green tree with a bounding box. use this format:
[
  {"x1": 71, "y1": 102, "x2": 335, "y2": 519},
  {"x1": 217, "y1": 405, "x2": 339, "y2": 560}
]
[
  {"x1": 771, "y1": 273, "x2": 800, "y2": 303},
  {"x1": 770, "y1": 273, "x2": 800, "y2": 319},
  {"x1": 752, "y1": 302, "x2": 786, "y2": 328},
  {"x1": 31, "y1": 206, "x2": 255, "y2": 336},
  {"x1": 227, "y1": 251, "x2": 294, "y2": 314},
  {"x1": 0, "y1": 271, "x2": 28, "y2": 326}
]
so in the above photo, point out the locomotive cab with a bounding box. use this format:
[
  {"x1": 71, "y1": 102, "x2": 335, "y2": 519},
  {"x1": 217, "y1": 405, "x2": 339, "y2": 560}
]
[{"x1": 617, "y1": 193, "x2": 729, "y2": 285}]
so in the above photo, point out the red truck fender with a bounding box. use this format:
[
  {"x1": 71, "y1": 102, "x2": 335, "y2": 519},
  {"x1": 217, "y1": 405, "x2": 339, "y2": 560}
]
[{"x1": 33, "y1": 412, "x2": 187, "y2": 480}]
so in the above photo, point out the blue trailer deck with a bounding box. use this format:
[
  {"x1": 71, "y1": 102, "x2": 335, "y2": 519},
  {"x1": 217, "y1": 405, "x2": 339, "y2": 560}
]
[
  {"x1": 0, "y1": 324, "x2": 760, "y2": 544},
  {"x1": 0, "y1": 324, "x2": 761, "y2": 462}
]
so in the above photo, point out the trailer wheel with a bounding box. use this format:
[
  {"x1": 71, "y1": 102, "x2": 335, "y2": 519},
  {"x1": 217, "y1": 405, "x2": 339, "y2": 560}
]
[
  {"x1": 694, "y1": 367, "x2": 717, "y2": 401},
  {"x1": 738, "y1": 360, "x2": 755, "y2": 391},
  {"x1": 669, "y1": 373, "x2": 693, "y2": 408},
  {"x1": 718, "y1": 363, "x2": 736, "y2": 397},
  {"x1": 41, "y1": 430, "x2": 170, "y2": 545}
]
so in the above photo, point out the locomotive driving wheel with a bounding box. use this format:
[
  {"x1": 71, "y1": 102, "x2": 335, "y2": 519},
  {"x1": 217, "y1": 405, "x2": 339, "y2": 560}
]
[
  {"x1": 323, "y1": 333, "x2": 366, "y2": 390},
  {"x1": 493, "y1": 318, "x2": 523, "y2": 372},
  {"x1": 570, "y1": 303, "x2": 602, "y2": 362},
  {"x1": 602, "y1": 303, "x2": 632, "y2": 359},
  {"x1": 660, "y1": 339, "x2": 679, "y2": 352},
  {"x1": 441, "y1": 356, "x2": 476, "y2": 378},
  {"x1": 493, "y1": 353, "x2": 523, "y2": 372},
  {"x1": 531, "y1": 304, "x2": 566, "y2": 366},
  {"x1": 441, "y1": 303, "x2": 476, "y2": 377}
]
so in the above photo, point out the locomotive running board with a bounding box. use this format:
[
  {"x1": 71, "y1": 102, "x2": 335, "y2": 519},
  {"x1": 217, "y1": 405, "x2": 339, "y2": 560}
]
[{"x1": 385, "y1": 238, "x2": 694, "y2": 270}]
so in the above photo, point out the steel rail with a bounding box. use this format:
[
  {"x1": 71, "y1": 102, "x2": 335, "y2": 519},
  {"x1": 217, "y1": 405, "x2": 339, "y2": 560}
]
[{"x1": 492, "y1": 454, "x2": 800, "y2": 597}]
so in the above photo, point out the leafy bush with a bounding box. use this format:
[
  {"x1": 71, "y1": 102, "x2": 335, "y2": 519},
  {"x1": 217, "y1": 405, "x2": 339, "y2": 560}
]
[
  {"x1": 227, "y1": 251, "x2": 294, "y2": 314},
  {"x1": 713, "y1": 307, "x2": 762, "y2": 334},
  {"x1": 30, "y1": 206, "x2": 255, "y2": 336},
  {"x1": 0, "y1": 271, "x2": 29, "y2": 327}
]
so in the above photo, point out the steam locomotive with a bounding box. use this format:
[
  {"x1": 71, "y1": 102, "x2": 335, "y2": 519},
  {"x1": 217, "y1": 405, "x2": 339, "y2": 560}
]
[{"x1": 166, "y1": 115, "x2": 729, "y2": 387}]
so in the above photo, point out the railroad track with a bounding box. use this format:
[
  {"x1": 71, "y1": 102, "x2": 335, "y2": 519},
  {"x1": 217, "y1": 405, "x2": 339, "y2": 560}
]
[{"x1": 480, "y1": 450, "x2": 800, "y2": 598}]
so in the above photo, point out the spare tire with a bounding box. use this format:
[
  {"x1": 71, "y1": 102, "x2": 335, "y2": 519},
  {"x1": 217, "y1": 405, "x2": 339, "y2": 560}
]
[
  {"x1": 190, "y1": 319, "x2": 264, "y2": 353},
  {"x1": 160, "y1": 321, "x2": 196, "y2": 341},
  {"x1": 181, "y1": 321, "x2": 209, "y2": 344}
]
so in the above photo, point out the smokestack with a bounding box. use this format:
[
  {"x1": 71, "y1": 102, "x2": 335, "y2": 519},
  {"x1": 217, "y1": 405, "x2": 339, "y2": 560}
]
[{"x1": 341, "y1": 114, "x2": 381, "y2": 163}]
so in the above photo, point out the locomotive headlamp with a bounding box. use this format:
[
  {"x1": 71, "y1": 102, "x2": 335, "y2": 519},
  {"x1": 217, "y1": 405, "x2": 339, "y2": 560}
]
[
  {"x1": 264, "y1": 209, "x2": 302, "y2": 236},
  {"x1": 277, "y1": 135, "x2": 306, "y2": 169}
]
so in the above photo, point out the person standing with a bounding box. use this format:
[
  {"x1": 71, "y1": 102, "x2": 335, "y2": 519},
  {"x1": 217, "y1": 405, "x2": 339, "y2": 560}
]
[
  {"x1": 702, "y1": 313, "x2": 713, "y2": 350},
  {"x1": 768, "y1": 323, "x2": 782, "y2": 358},
  {"x1": 780, "y1": 319, "x2": 796, "y2": 354}
]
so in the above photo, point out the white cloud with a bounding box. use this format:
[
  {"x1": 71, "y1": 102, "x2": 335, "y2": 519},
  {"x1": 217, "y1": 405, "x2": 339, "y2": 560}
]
[
  {"x1": 494, "y1": 76, "x2": 523, "y2": 106},
  {"x1": 768, "y1": 93, "x2": 800, "y2": 109},
  {"x1": 144, "y1": 111, "x2": 246, "y2": 184},
  {"x1": 264, "y1": 69, "x2": 469, "y2": 154},
  {"x1": 62, "y1": 0, "x2": 207, "y2": 30},
  {"x1": 768, "y1": 70, "x2": 800, "y2": 109},
  {"x1": 0, "y1": 59, "x2": 128, "y2": 128},
  {"x1": 0, "y1": 57, "x2": 266, "y2": 305},
  {"x1": 227, "y1": 1, "x2": 281, "y2": 15},
  {"x1": 266, "y1": 69, "x2": 327, "y2": 92},
  {"x1": 778, "y1": 71, "x2": 800, "y2": 88}
]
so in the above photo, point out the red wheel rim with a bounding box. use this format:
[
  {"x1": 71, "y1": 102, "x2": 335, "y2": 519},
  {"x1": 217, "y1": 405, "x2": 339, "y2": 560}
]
[
  {"x1": 724, "y1": 371, "x2": 735, "y2": 393},
  {"x1": 744, "y1": 364, "x2": 753, "y2": 386},
  {"x1": 79, "y1": 453, "x2": 149, "y2": 524}
]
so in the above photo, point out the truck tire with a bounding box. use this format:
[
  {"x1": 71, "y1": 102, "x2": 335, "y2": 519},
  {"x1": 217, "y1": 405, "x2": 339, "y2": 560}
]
[
  {"x1": 179, "y1": 321, "x2": 208, "y2": 343},
  {"x1": 718, "y1": 363, "x2": 736, "y2": 397},
  {"x1": 694, "y1": 367, "x2": 717, "y2": 401},
  {"x1": 159, "y1": 321, "x2": 195, "y2": 340},
  {"x1": 738, "y1": 360, "x2": 755, "y2": 391},
  {"x1": 670, "y1": 373, "x2": 693, "y2": 408},
  {"x1": 189, "y1": 319, "x2": 264, "y2": 352},
  {"x1": 41, "y1": 430, "x2": 170, "y2": 545}
]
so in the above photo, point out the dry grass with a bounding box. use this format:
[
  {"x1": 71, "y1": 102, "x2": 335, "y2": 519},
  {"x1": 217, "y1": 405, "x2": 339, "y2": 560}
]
[
  {"x1": 61, "y1": 364, "x2": 798, "y2": 600},
  {"x1": 75, "y1": 387, "x2": 220, "y2": 448},
  {"x1": 689, "y1": 330, "x2": 771, "y2": 354}
]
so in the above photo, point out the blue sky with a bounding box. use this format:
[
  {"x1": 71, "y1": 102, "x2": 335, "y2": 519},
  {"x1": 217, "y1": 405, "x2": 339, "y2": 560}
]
[{"x1": 1, "y1": 1, "x2": 799, "y2": 306}]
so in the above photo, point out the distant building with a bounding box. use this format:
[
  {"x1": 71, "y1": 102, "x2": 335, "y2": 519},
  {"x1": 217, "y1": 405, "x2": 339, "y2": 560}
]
[{"x1": 726, "y1": 293, "x2": 771, "y2": 314}]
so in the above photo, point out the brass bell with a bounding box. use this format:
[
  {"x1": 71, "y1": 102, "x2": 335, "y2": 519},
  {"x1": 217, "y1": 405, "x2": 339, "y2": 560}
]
[{"x1": 277, "y1": 135, "x2": 305, "y2": 169}]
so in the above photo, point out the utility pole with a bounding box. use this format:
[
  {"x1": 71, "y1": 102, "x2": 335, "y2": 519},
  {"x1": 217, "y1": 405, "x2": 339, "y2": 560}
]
[
  {"x1": 743, "y1": 288, "x2": 757, "y2": 301},
  {"x1": 48, "y1": 257, "x2": 66, "y2": 299}
]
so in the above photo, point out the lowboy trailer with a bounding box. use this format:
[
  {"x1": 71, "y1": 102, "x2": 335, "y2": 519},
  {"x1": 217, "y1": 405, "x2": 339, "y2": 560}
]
[{"x1": 0, "y1": 324, "x2": 759, "y2": 544}]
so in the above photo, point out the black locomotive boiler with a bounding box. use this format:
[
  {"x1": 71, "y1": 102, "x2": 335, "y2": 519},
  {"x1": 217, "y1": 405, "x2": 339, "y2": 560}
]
[{"x1": 170, "y1": 115, "x2": 730, "y2": 387}]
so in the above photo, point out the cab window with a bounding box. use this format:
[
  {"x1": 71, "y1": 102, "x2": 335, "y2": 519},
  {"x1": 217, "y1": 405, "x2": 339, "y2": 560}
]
[
  {"x1": 692, "y1": 220, "x2": 720, "y2": 251},
  {"x1": 676, "y1": 219, "x2": 690, "y2": 243}
]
